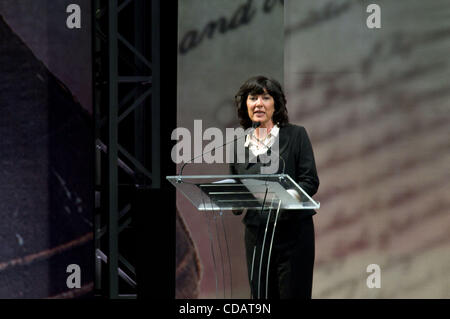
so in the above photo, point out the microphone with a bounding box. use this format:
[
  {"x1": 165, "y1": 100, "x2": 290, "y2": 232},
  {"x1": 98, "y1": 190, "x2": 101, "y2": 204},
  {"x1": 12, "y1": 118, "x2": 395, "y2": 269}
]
[{"x1": 178, "y1": 121, "x2": 261, "y2": 177}]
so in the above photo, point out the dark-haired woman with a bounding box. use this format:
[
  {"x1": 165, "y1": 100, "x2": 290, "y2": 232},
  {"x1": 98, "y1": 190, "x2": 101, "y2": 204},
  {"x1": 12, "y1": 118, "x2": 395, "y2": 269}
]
[{"x1": 230, "y1": 75, "x2": 319, "y2": 299}]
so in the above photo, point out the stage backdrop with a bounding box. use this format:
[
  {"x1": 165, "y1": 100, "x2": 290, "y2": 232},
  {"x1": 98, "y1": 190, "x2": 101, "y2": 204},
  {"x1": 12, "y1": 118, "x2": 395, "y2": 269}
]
[
  {"x1": 285, "y1": 0, "x2": 450, "y2": 298},
  {"x1": 0, "y1": 0, "x2": 93, "y2": 298},
  {"x1": 176, "y1": 0, "x2": 284, "y2": 298},
  {"x1": 176, "y1": 0, "x2": 450, "y2": 299}
]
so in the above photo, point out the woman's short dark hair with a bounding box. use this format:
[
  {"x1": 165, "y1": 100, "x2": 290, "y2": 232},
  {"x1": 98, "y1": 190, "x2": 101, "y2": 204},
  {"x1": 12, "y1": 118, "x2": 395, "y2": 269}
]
[{"x1": 234, "y1": 75, "x2": 289, "y2": 129}]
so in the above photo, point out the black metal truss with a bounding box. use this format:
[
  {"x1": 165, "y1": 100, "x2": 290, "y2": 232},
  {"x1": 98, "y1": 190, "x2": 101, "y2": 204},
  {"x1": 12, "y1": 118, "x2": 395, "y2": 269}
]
[{"x1": 94, "y1": 0, "x2": 159, "y2": 299}]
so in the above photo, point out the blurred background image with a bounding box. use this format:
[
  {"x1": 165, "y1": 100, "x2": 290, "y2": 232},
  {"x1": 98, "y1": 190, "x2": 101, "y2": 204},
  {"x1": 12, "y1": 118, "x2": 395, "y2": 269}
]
[
  {"x1": 176, "y1": 0, "x2": 450, "y2": 298},
  {"x1": 0, "y1": 0, "x2": 93, "y2": 298},
  {"x1": 285, "y1": 0, "x2": 450, "y2": 298}
]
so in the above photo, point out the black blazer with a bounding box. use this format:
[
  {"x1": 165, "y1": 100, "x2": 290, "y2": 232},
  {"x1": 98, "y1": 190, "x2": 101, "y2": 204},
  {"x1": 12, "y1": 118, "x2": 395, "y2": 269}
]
[{"x1": 229, "y1": 124, "x2": 320, "y2": 226}]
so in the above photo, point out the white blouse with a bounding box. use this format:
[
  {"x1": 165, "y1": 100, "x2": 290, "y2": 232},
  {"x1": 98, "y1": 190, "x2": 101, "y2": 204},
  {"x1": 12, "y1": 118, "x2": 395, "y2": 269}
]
[{"x1": 244, "y1": 125, "x2": 280, "y2": 157}]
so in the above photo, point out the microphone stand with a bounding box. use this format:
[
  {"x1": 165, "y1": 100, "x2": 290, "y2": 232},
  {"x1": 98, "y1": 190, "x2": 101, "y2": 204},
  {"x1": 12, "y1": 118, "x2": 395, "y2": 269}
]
[{"x1": 178, "y1": 122, "x2": 261, "y2": 178}]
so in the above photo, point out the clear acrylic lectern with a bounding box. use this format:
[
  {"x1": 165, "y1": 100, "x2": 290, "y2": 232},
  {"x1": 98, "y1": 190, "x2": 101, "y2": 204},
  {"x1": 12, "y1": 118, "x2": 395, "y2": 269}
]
[{"x1": 168, "y1": 174, "x2": 320, "y2": 299}]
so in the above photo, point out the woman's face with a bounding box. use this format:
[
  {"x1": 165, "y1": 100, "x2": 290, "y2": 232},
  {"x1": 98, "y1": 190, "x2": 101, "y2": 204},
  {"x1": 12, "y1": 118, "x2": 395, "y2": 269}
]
[{"x1": 246, "y1": 89, "x2": 275, "y2": 127}]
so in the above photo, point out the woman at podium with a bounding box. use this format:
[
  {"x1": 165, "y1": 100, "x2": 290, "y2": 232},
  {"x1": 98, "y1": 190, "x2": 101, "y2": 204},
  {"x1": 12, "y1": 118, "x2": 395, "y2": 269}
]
[{"x1": 230, "y1": 75, "x2": 320, "y2": 299}]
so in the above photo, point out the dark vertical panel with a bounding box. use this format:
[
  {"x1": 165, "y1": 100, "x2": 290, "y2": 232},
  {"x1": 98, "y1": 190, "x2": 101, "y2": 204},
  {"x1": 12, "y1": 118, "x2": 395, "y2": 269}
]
[
  {"x1": 151, "y1": 0, "x2": 161, "y2": 189},
  {"x1": 107, "y1": 0, "x2": 119, "y2": 299}
]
